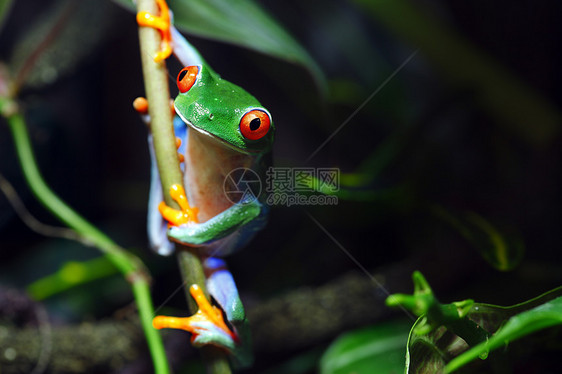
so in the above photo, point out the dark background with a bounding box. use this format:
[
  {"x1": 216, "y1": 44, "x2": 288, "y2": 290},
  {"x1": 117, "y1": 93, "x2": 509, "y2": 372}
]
[{"x1": 0, "y1": 0, "x2": 561, "y2": 372}]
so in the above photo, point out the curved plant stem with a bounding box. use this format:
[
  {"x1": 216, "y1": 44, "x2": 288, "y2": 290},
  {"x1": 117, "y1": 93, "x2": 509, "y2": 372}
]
[
  {"x1": 0, "y1": 172, "x2": 84, "y2": 243},
  {"x1": 3, "y1": 105, "x2": 170, "y2": 374},
  {"x1": 7, "y1": 110, "x2": 137, "y2": 275},
  {"x1": 136, "y1": 0, "x2": 231, "y2": 372}
]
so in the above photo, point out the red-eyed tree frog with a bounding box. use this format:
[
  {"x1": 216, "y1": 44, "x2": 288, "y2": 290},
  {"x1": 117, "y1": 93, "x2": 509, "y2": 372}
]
[{"x1": 135, "y1": 0, "x2": 274, "y2": 367}]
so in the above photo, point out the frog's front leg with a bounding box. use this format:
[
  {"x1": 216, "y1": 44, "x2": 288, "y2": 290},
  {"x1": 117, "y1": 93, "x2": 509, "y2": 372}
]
[{"x1": 160, "y1": 184, "x2": 262, "y2": 247}]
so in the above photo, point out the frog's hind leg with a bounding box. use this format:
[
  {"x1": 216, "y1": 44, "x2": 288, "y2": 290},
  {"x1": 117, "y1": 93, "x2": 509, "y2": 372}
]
[
  {"x1": 146, "y1": 114, "x2": 188, "y2": 255},
  {"x1": 204, "y1": 257, "x2": 245, "y2": 325},
  {"x1": 204, "y1": 257, "x2": 253, "y2": 367},
  {"x1": 170, "y1": 25, "x2": 204, "y2": 67},
  {"x1": 133, "y1": 96, "x2": 173, "y2": 255},
  {"x1": 147, "y1": 135, "x2": 175, "y2": 255}
]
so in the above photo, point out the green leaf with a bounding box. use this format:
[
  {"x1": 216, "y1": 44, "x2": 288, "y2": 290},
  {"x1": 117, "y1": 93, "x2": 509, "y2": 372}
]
[
  {"x1": 406, "y1": 322, "x2": 466, "y2": 374},
  {"x1": 320, "y1": 320, "x2": 410, "y2": 374},
  {"x1": 401, "y1": 278, "x2": 562, "y2": 373},
  {"x1": 113, "y1": 0, "x2": 326, "y2": 93},
  {"x1": 445, "y1": 290, "x2": 562, "y2": 373}
]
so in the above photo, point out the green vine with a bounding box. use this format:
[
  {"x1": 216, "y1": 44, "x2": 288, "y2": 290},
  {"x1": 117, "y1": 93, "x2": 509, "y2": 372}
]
[{"x1": 1, "y1": 100, "x2": 170, "y2": 374}]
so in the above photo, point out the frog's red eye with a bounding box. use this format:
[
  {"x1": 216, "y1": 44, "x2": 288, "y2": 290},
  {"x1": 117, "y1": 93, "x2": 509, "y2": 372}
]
[
  {"x1": 177, "y1": 66, "x2": 199, "y2": 93},
  {"x1": 240, "y1": 109, "x2": 271, "y2": 140}
]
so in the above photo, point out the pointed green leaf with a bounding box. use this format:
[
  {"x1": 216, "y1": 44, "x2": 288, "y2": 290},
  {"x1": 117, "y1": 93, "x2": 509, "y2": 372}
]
[{"x1": 113, "y1": 0, "x2": 326, "y2": 92}]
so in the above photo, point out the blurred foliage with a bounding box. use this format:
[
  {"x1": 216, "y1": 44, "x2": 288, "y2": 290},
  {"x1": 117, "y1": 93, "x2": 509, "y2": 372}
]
[
  {"x1": 431, "y1": 206, "x2": 525, "y2": 271},
  {"x1": 27, "y1": 256, "x2": 118, "y2": 301},
  {"x1": 320, "y1": 320, "x2": 409, "y2": 374},
  {"x1": 9, "y1": 0, "x2": 113, "y2": 91},
  {"x1": 0, "y1": 0, "x2": 13, "y2": 33},
  {"x1": 351, "y1": 0, "x2": 561, "y2": 146}
]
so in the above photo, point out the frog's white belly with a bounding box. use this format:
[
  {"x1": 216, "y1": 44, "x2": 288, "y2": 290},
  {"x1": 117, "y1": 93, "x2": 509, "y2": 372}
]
[
  {"x1": 183, "y1": 127, "x2": 253, "y2": 223},
  {"x1": 148, "y1": 123, "x2": 261, "y2": 256}
]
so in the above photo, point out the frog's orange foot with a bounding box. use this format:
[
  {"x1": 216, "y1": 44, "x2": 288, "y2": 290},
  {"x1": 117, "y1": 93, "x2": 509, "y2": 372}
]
[
  {"x1": 136, "y1": 0, "x2": 172, "y2": 62},
  {"x1": 158, "y1": 184, "x2": 198, "y2": 226},
  {"x1": 153, "y1": 284, "x2": 237, "y2": 350}
]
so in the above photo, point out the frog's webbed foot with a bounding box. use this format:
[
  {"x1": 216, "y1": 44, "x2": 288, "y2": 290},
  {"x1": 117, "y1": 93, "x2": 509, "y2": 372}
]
[
  {"x1": 136, "y1": 0, "x2": 172, "y2": 62},
  {"x1": 153, "y1": 284, "x2": 238, "y2": 351},
  {"x1": 159, "y1": 184, "x2": 199, "y2": 226}
]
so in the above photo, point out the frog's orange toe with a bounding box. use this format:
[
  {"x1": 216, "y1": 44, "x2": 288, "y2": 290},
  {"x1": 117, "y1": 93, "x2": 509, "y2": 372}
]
[
  {"x1": 136, "y1": 0, "x2": 173, "y2": 62},
  {"x1": 152, "y1": 284, "x2": 237, "y2": 351},
  {"x1": 152, "y1": 285, "x2": 234, "y2": 338},
  {"x1": 133, "y1": 97, "x2": 148, "y2": 114},
  {"x1": 158, "y1": 184, "x2": 198, "y2": 225}
]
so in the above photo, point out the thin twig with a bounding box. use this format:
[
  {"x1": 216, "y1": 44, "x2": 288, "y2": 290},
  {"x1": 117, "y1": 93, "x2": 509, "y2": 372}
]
[{"x1": 0, "y1": 172, "x2": 90, "y2": 245}]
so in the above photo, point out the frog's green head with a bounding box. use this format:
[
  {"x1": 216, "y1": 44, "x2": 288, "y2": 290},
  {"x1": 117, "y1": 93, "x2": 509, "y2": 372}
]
[{"x1": 174, "y1": 65, "x2": 274, "y2": 154}]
